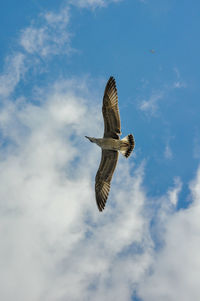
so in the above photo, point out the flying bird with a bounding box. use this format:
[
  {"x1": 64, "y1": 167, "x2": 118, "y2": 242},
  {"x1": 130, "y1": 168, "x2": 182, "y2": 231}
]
[{"x1": 85, "y1": 76, "x2": 135, "y2": 212}]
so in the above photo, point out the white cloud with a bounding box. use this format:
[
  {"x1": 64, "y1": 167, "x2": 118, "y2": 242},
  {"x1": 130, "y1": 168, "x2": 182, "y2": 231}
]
[
  {"x1": 0, "y1": 53, "x2": 26, "y2": 98},
  {"x1": 189, "y1": 166, "x2": 200, "y2": 202},
  {"x1": 20, "y1": 8, "x2": 72, "y2": 57},
  {"x1": 168, "y1": 177, "x2": 182, "y2": 206},
  {"x1": 0, "y1": 6, "x2": 73, "y2": 102},
  {"x1": 164, "y1": 142, "x2": 173, "y2": 159},
  {"x1": 173, "y1": 67, "x2": 186, "y2": 89},
  {"x1": 139, "y1": 92, "x2": 164, "y2": 116},
  {"x1": 69, "y1": 0, "x2": 121, "y2": 8},
  {"x1": 0, "y1": 77, "x2": 154, "y2": 301},
  {"x1": 138, "y1": 168, "x2": 200, "y2": 301},
  {"x1": 173, "y1": 81, "x2": 185, "y2": 89}
]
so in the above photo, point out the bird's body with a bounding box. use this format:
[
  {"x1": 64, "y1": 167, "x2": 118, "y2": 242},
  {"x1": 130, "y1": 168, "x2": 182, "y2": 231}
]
[
  {"x1": 86, "y1": 137, "x2": 121, "y2": 151},
  {"x1": 85, "y1": 76, "x2": 135, "y2": 211},
  {"x1": 85, "y1": 136, "x2": 134, "y2": 156}
]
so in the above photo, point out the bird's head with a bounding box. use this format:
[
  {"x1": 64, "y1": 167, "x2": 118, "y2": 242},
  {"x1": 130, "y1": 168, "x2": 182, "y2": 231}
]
[{"x1": 85, "y1": 136, "x2": 95, "y2": 143}]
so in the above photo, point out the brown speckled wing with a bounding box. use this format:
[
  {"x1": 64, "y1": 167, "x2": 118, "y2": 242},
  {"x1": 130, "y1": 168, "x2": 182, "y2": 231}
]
[
  {"x1": 95, "y1": 150, "x2": 118, "y2": 211},
  {"x1": 102, "y1": 77, "x2": 121, "y2": 139}
]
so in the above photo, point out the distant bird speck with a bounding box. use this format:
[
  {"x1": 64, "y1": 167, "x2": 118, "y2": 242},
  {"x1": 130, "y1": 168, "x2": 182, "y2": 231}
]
[
  {"x1": 150, "y1": 49, "x2": 155, "y2": 54},
  {"x1": 85, "y1": 77, "x2": 135, "y2": 212}
]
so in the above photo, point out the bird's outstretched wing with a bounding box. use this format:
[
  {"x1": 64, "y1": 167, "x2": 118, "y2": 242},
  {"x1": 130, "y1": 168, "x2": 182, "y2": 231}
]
[
  {"x1": 102, "y1": 77, "x2": 121, "y2": 139},
  {"x1": 95, "y1": 150, "x2": 118, "y2": 211}
]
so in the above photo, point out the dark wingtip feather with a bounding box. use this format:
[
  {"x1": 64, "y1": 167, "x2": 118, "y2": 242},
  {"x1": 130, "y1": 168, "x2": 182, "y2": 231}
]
[
  {"x1": 106, "y1": 76, "x2": 116, "y2": 90},
  {"x1": 95, "y1": 181, "x2": 110, "y2": 212},
  {"x1": 125, "y1": 134, "x2": 135, "y2": 158}
]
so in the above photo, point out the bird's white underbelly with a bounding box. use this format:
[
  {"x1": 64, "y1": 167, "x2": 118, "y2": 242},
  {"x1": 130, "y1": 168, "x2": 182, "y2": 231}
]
[{"x1": 95, "y1": 138, "x2": 121, "y2": 151}]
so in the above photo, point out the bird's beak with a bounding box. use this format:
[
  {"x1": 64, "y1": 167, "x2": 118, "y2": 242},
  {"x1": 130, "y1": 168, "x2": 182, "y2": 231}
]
[{"x1": 85, "y1": 136, "x2": 93, "y2": 142}]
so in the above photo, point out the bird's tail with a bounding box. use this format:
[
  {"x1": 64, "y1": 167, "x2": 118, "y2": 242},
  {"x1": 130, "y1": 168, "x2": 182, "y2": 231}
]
[{"x1": 119, "y1": 134, "x2": 135, "y2": 158}]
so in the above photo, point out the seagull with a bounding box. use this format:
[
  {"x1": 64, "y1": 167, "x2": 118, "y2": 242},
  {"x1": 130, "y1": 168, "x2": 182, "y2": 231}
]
[{"x1": 85, "y1": 76, "x2": 135, "y2": 212}]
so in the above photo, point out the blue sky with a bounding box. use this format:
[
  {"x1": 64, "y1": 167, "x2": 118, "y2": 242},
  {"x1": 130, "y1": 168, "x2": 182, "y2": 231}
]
[{"x1": 1, "y1": 1, "x2": 200, "y2": 300}]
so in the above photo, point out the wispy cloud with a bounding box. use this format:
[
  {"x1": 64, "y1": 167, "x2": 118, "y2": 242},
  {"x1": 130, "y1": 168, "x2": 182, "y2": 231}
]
[
  {"x1": 20, "y1": 8, "x2": 72, "y2": 57},
  {"x1": 0, "y1": 6, "x2": 73, "y2": 102},
  {"x1": 138, "y1": 67, "x2": 186, "y2": 116},
  {"x1": 164, "y1": 143, "x2": 173, "y2": 159},
  {"x1": 168, "y1": 177, "x2": 182, "y2": 206},
  {"x1": 0, "y1": 53, "x2": 26, "y2": 98},
  {"x1": 139, "y1": 92, "x2": 164, "y2": 116},
  {"x1": 173, "y1": 67, "x2": 186, "y2": 89},
  {"x1": 164, "y1": 137, "x2": 174, "y2": 160},
  {"x1": 69, "y1": 0, "x2": 122, "y2": 8}
]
